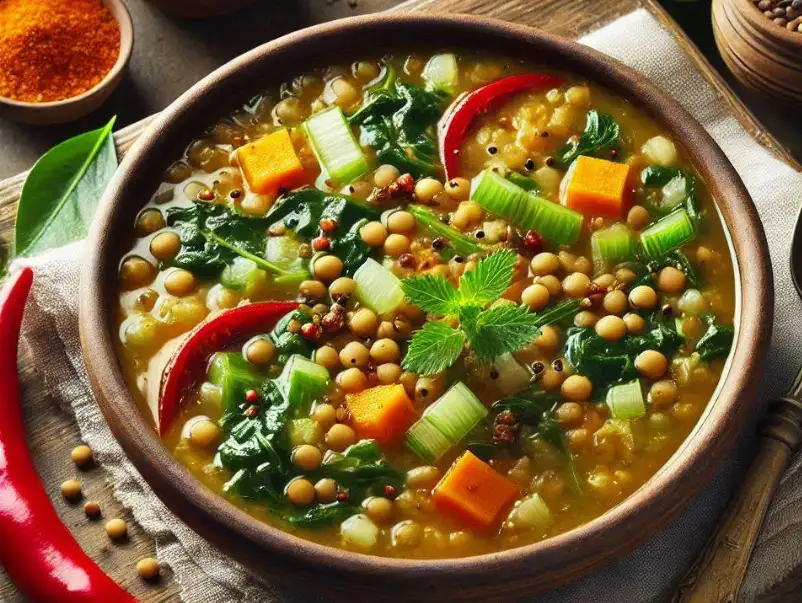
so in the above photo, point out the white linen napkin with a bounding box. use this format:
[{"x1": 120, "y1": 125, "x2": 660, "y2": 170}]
[{"x1": 11, "y1": 8, "x2": 802, "y2": 602}]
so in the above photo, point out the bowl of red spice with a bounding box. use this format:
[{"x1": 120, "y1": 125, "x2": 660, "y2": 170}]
[{"x1": 0, "y1": 0, "x2": 133, "y2": 125}]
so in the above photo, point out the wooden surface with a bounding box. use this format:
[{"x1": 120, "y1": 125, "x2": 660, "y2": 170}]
[{"x1": 0, "y1": 1, "x2": 799, "y2": 602}]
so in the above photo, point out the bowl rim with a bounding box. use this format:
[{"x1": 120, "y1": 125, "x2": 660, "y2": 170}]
[
  {"x1": 0, "y1": 0, "x2": 134, "y2": 109},
  {"x1": 79, "y1": 12, "x2": 773, "y2": 593}
]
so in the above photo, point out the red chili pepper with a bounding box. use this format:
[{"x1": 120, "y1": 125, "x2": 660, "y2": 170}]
[
  {"x1": 158, "y1": 301, "x2": 298, "y2": 435},
  {"x1": 438, "y1": 74, "x2": 566, "y2": 180},
  {"x1": 0, "y1": 268, "x2": 139, "y2": 603}
]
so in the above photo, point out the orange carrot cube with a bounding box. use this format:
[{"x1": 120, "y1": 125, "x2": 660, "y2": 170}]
[
  {"x1": 237, "y1": 129, "x2": 305, "y2": 194},
  {"x1": 432, "y1": 451, "x2": 520, "y2": 530},
  {"x1": 346, "y1": 384, "x2": 418, "y2": 448},
  {"x1": 561, "y1": 155, "x2": 631, "y2": 219}
]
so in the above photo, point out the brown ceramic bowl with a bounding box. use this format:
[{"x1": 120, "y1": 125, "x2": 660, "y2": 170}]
[
  {"x1": 0, "y1": 0, "x2": 133, "y2": 125},
  {"x1": 713, "y1": 0, "x2": 802, "y2": 103},
  {"x1": 80, "y1": 14, "x2": 773, "y2": 602}
]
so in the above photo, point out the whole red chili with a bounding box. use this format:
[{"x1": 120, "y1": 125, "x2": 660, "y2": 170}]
[
  {"x1": 384, "y1": 485, "x2": 397, "y2": 499},
  {"x1": 311, "y1": 236, "x2": 330, "y2": 252},
  {"x1": 0, "y1": 268, "x2": 139, "y2": 603},
  {"x1": 159, "y1": 301, "x2": 298, "y2": 434},
  {"x1": 336, "y1": 491, "x2": 349, "y2": 502},
  {"x1": 522, "y1": 230, "x2": 544, "y2": 254},
  {"x1": 438, "y1": 74, "x2": 566, "y2": 179}
]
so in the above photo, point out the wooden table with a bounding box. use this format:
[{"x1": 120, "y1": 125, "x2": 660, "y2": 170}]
[{"x1": 0, "y1": 0, "x2": 799, "y2": 601}]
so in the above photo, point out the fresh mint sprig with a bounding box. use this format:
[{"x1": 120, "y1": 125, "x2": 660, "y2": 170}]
[{"x1": 401, "y1": 250, "x2": 581, "y2": 375}]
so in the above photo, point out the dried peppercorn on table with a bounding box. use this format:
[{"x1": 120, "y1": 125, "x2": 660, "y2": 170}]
[{"x1": 0, "y1": 0, "x2": 800, "y2": 601}]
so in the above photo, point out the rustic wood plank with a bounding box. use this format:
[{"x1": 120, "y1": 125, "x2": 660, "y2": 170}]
[{"x1": 0, "y1": 1, "x2": 799, "y2": 601}]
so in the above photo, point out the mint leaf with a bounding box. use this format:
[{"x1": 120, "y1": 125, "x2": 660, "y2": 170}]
[
  {"x1": 401, "y1": 274, "x2": 460, "y2": 315},
  {"x1": 402, "y1": 321, "x2": 465, "y2": 375},
  {"x1": 459, "y1": 250, "x2": 517, "y2": 306},
  {"x1": 470, "y1": 304, "x2": 541, "y2": 359}
]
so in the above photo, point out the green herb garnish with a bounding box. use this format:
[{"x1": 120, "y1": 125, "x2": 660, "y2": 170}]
[
  {"x1": 556, "y1": 110, "x2": 620, "y2": 167},
  {"x1": 401, "y1": 250, "x2": 581, "y2": 375}
]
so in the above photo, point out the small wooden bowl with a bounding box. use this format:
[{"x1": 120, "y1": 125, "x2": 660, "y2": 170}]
[
  {"x1": 144, "y1": 0, "x2": 258, "y2": 19},
  {"x1": 713, "y1": 0, "x2": 802, "y2": 103},
  {"x1": 0, "y1": 0, "x2": 133, "y2": 125},
  {"x1": 80, "y1": 14, "x2": 773, "y2": 602}
]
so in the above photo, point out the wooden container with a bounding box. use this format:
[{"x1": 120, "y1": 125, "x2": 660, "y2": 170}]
[
  {"x1": 713, "y1": 0, "x2": 802, "y2": 103},
  {"x1": 79, "y1": 14, "x2": 773, "y2": 602}
]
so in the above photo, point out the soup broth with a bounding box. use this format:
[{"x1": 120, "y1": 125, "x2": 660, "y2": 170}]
[{"x1": 115, "y1": 51, "x2": 735, "y2": 559}]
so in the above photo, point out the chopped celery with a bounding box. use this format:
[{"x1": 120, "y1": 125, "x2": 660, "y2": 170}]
[
  {"x1": 661, "y1": 175, "x2": 687, "y2": 211},
  {"x1": 287, "y1": 418, "x2": 323, "y2": 447},
  {"x1": 340, "y1": 514, "x2": 379, "y2": 551},
  {"x1": 471, "y1": 170, "x2": 581, "y2": 244},
  {"x1": 524, "y1": 193, "x2": 583, "y2": 245},
  {"x1": 406, "y1": 204, "x2": 484, "y2": 257},
  {"x1": 506, "y1": 493, "x2": 552, "y2": 531},
  {"x1": 422, "y1": 382, "x2": 488, "y2": 443},
  {"x1": 491, "y1": 353, "x2": 532, "y2": 396},
  {"x1": 277, "y1": 354, "x2": 330, "y2": 413},
  {"x1": 591, "y1": 223, "x2": 635, "y2": 272},
  {"x1": 605, "y1": 380, "x2": 646, "y2": 419},
  {"x1": 266, "y1": 235, "x2": 304, "y2": 270},
  {"x1": 406, "y1": 417, "x2": 453, "y2": 463},
  {"x1": 353, "y1": 257, "x2": 406, "y2": 316},
  {"x1": 303, "y1": 107, "x2": 368, "y2": 185},
  {"x1": 422, "y1": 53, "x2": 459, "y2": 94},
  {"x1": 209, "y1": 352, "x2": 265, "y2": 412},
  {"x1": 471, "y1": 168, "x2": 526, "y2": 220},
  {"x1": 640, "y1": 208, "x2": 695, "y2": 258},
  {"x1": 221, "y1": 257, "x2": 268, "y2": 296}
]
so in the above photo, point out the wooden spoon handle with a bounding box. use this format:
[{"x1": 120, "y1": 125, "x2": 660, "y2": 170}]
[{"x1": 673, "y1": 397, "x2": 802, "y2": 603}]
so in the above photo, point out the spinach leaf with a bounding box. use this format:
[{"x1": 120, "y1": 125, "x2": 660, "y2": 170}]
[
  {"x1": 492, "y1": 387, "x2": 558, "y2": 424},
  {"x1": 265, "y1": 189, "x2": 378, "y2": 239},
  {"x1": 269, "y1": 307, "x2": 315, "y2": 363},
  {"x1": 216, "y1": 377, "x2": 384, "y2": 529},
  {"x1": 330, "y1": 219, "x2": 372, "y2": 276},
  {"x1": 349, "y1": 65, "x2": 447, "y2": 178},
  {"x1": 641, "y1": 166, "x2": 704, "y2": 227},
  {"x1": 564, "y1": 318, "x2": 684, "y2": 391},
  {"x1": 15, "y1": 116, "x2": 118, "y2": 257},
  {"x1": 632, "y1": 250, "x2": 701, "y2": 290},
  {"x1": 321, "y1": 440, "x2": 405, "y2": 490},
  {"x1": 640, "y1": 165, "x2": 682, "y2": 188},
  {"x1": 265, "y1": 189, "x2": 378, "y2": 276},
  {"x1": 165, "y1": 202, "x2": 290, "y2": 279},
  {"x1": 696, "y1": 318, "x2": 735, "y2": 362},
  {"x1": 556, "y1": 110, "x2": 620, "y2": 167}
]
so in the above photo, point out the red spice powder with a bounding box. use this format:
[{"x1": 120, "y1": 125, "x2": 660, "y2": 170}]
[{"x1": 0, "y1": 0, "x2": 120, "y2": 103}]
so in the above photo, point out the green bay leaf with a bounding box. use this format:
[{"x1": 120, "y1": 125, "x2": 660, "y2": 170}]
[{"x1": 14, "y1": 116, "x2": 117, "y2": 257}]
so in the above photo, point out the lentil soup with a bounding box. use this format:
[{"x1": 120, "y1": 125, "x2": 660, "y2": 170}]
[{"x1": 115, "y1": 52, "x2": 736, "y2": 559}]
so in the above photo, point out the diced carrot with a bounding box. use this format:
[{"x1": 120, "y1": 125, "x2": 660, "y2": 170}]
[
  {"x1": 237, "y1": 129, "x2": 306, "y2": 194},
  {"x1": 345, "y1": 384, "x2": 418, "y2": 448},
  {"x1": 560, "y1": 155, "x2": 630, "y2": 219},
  {"x1": 432, "y1": 451, "x2": 520, "y2": 530}
]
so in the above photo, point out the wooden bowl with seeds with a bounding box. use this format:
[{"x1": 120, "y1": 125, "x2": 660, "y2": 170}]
[{"x1": 713, "y1": 0, "x2": 802, "y2": 103}]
